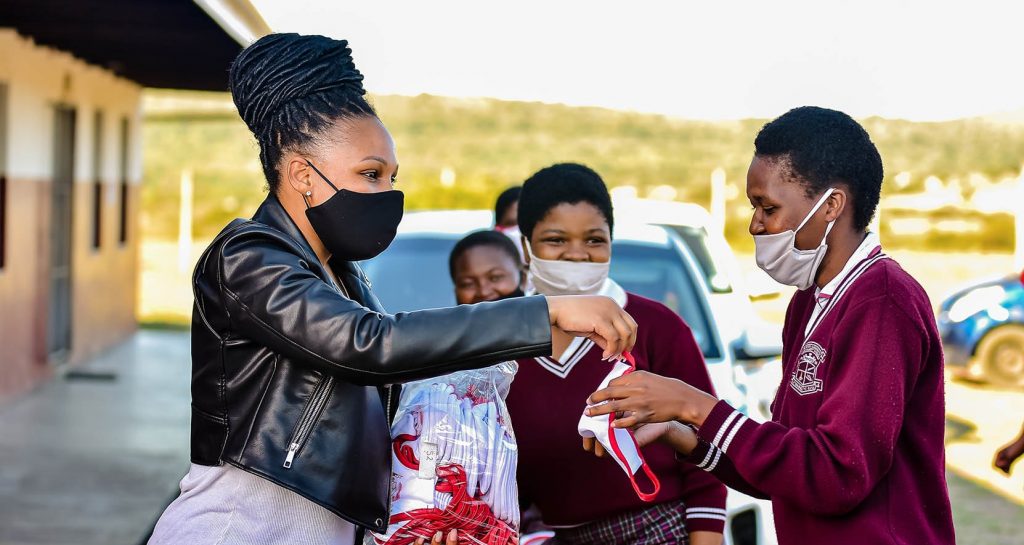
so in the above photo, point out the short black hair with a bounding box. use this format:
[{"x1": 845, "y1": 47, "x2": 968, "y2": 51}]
[
  {"x1": 754, "y1": 106, "x2": 883, "y2": 231},
  {"x1": 494, "y1": 186, "x2": 521, "y2": 224},
  {"x1": 517, "y1": 163, "x2": 614, "y2": 240},
  {"x1": 448, "y1": 230, "x2": 522, "y2": 280},
  {"x1": 229, "y1": 33, "x2": 377, "y2": 191}
]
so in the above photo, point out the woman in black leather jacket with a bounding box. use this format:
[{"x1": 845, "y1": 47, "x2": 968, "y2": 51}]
[{"x1": 147, "y1": 34, "x2": 637, "y2": 545}]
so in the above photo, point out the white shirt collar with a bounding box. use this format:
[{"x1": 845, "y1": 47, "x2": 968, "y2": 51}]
[{"x1": 814, "y1": 231, "x2": 882, "y2": 306}]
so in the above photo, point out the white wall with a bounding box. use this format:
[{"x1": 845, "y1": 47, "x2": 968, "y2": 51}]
[{"x1": 0, "y1": 29, "x2": 142, "y2": 185}]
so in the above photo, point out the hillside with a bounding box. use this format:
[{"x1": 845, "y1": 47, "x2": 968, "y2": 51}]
[{"x1": 142, "y1": 91, "x2": 1024, "y2": 250}]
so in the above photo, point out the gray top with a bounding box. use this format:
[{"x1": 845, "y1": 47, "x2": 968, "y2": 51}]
[{"x1": 148, "y1": 463, "x2": 355, "y2": 545}]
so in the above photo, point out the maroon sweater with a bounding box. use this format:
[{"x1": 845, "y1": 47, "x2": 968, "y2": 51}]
[
  {"x1": 687, "y1": 258, "x2": 955, "y2": 544},
  {"x1": 508, "y1": 293, "x2": 727, "y2": 533}
]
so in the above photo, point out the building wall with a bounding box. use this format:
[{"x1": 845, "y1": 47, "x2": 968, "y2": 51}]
[{"x1": 0, "y1": 30, "x2": 142, "y2": 398}]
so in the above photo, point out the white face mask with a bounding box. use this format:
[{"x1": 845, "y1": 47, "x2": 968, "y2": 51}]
[
  {"x1": 497, "y1": 224, "x2": 521, "y2": 243},
  {"x1": 753, "y1": 187, "x2": 836, "y2": 290},
  {"x1": 525, "y1": 244, "x2": 609, "y2": 296},
  {"x1": 498, "y1": 225, "x2": 526, "y2": 261},
  {"x1": 579, "y1": 354, "x2": 661, "y2": 502}
]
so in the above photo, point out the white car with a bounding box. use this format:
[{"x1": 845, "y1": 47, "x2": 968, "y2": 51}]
[
  {"x1": 612, "y1": 196, "x2": 785, "y2": 421},
  {"x1": 362, "y1": 210, "x2": 778, "y2": 545}
]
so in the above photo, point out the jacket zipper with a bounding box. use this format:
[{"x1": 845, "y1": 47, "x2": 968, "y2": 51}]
[
  {"x1": 358, "y1": 266, "x2": 373, "y2": 290},
  {"x1": 283, "y1": 376, "x2": 335, "y2": 468},
  {"x1": 385, "y1": 385, "x2": 394, "y2": 420},
  {"x1": 381, "y1": 383, "x2": 395, "y2": 530}
]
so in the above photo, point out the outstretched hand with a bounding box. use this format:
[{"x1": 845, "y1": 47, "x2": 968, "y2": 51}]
[{"x1": 546, "y1": 295, "x2": 637, "y2": 360}]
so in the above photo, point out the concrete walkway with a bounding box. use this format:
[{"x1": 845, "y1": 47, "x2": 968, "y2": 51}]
[{"x1": 0, "y1": 330, "x2": 191, "y2": 545}]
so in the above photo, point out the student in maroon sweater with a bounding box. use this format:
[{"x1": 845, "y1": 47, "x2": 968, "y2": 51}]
[
  {"x1": 586, "y1": 107, "x2": 956, "y2": 545},
  {"x1": 497, "y1": 164, "x2": 726, "y2": 545}
]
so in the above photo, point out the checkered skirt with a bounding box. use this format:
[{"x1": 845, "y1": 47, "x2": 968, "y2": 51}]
[{"x1": 545, "y1": 500, "x2": 690, "y2": 545}]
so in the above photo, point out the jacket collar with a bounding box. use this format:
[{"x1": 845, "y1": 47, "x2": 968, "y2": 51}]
[
  {"x1": 252, "y1": 193, "x2": 318, "y2": 260},
  {"x1": 250, "y1": 193, "x2": 366, "y2": 287}
]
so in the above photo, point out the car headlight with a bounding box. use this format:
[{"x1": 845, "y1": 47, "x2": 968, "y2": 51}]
[{"x1": 948, "y1": 286, "x2": 1007, "y2": 323}]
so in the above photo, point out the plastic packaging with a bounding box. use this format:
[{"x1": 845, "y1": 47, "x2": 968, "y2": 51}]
[{"x1": 372, "y1": 362, "x2": 520, "y2": 545}]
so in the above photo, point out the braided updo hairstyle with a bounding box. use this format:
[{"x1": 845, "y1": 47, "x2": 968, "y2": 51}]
[{"x1": 229, "y1": 33, "x2": 377, "y2": 191}]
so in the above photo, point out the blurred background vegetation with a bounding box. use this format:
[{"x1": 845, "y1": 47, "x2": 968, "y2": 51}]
[{"x1": 143, "y1": 90, "x2": 1024, "y2": 253}]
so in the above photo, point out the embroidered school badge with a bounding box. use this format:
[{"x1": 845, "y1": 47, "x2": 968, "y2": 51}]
[{"x1": 790, "y1": 341, "x2": 826, "y2": 395}]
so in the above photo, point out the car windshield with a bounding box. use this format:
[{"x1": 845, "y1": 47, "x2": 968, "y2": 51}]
[
  {"x1": 361, "y1": 234, "x2": 721, "y2": 360},
  {"x1": 663, "y1": 225, "x2": 733, "y2": 294}
]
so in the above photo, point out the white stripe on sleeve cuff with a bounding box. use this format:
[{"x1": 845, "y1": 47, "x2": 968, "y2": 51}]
[
  {"x1": 687, "y1": 507, "x2": 727, "y2": 515},
  {"x1": 686, "y1": 513, "x2": 728, "y2": 521}
]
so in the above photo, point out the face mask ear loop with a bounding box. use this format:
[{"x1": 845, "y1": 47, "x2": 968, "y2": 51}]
[
  {"x1": 523, "y1": 241, "x2": 536, "y2": 262},
  {"x1": 820, "y1": 216, "x2": 837, "y2": 247},
  {"x1": 794, "y1": 187, "x2": 836, "y2": 234},
  {"x1": 305, "y1": 159, "x2": 341, "y2": 192}
]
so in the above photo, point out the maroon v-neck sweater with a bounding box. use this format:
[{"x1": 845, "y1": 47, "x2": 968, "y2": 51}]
[
  {"x1": 507, "y1": 293, "x2": 727, "y2": 532},
  {"x1": 687, "y1": 257, "x2": 955, "y2": 545}
]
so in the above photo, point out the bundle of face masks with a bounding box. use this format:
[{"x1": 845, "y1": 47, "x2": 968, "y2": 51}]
[{"x1": 371, "y1": 363, "x2": 520, "y2": 545}]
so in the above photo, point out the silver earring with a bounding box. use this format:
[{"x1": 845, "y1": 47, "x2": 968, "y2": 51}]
[{"x1": 305, "y1": 190, "x2": 312, "y2": 197}]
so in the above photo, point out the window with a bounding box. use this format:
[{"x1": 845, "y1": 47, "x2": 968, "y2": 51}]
[
  {"x1": 118, "y1": 117, "x2": 129, "y2": 245},
  {"x1": 665, "y1": 225, "x2": 734, "y2": 294},
  {"x1": 0, "y1": 176, "x2": 6, "y2": 270},
  {"x1": 119, "y1": 182, "x2": 128, "y2": 244},
  {"x1": 0, "y1": 82, "x2": 7, "y2": 269},
  {"x1": 91, "y1": 110, "x2": 103, "y2": 249},
  {"x1": 610, "y1": 243, "x2": 721, "y2": 360},
  {"x1": 91, "y1": 182, "x2": 102, "y2": 249}
]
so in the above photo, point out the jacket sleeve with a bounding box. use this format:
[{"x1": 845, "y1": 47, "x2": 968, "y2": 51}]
[
  {"x1": 646, "y1": 307, "x2": 728, "y2": 534},
  {"x1": 684, "y1": 439, "x2": 768, "y2": 500},
  {"x1": 689, "y1": 294, "x2": 925, "y2": 516},
  {"x1": 214, "y1": 231, "x2": 553, "y2": 385}
]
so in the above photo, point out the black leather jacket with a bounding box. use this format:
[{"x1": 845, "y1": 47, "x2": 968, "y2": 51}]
[{"x1": 190, "y1": 195, "x2": 552, "y2": 532}]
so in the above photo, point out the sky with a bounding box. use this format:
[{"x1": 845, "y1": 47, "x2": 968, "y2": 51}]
[{"x1": 250, "y1": 0, "x2": 1024, "y2": 121}]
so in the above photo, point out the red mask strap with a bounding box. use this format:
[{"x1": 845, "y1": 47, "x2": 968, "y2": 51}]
[{"x1": 606, "y1": 352, "x2": 661, "y2": 502}]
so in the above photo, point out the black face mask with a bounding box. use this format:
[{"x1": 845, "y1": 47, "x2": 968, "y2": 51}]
[
  {"x1": 495, "y1": 287, "x2": 526, "y2": 301},
  {"x1": 303, "y1": 160, "x2": 404, "y2": 261}
]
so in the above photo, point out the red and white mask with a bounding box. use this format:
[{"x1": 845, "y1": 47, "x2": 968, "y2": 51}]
[{"x1": 578, "y1": 353, "x2": 661, "y2": 502}]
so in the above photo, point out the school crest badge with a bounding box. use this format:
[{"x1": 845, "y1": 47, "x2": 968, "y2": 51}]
[{"x1": 790, "y1": 341, "x2": 826, "y2": 395}]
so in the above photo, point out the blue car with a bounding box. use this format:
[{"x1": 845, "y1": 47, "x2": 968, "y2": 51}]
[{"x1": 937, "y1": 272, "x2": 1024, "y2": 387}]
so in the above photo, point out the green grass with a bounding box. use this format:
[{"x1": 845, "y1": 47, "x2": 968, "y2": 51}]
[
  {"x1": 138, "y1": 318, "x2": 190, "y2": 331},
  {"x1": 948, "y1": 468, "x2": 1024, "y2": 544}
]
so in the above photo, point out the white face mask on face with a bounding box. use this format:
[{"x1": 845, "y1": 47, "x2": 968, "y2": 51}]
[
  {"x1": 753, "y1": 187, "x2": 836, "y2": 290},
  {"x1": 498, "y1": 224, "x2": 521, "y2": 242},
  {"x1": 525, "y1": 243, "x2": 609, "y2": 296},
  {"x1": 498, "y1": 225, "x2": 525, "y2": 261}
]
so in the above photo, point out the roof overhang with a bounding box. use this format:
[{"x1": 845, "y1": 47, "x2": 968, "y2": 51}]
[{"x1": 0, "y1": 0, "x2": 271, "y2": 91}]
